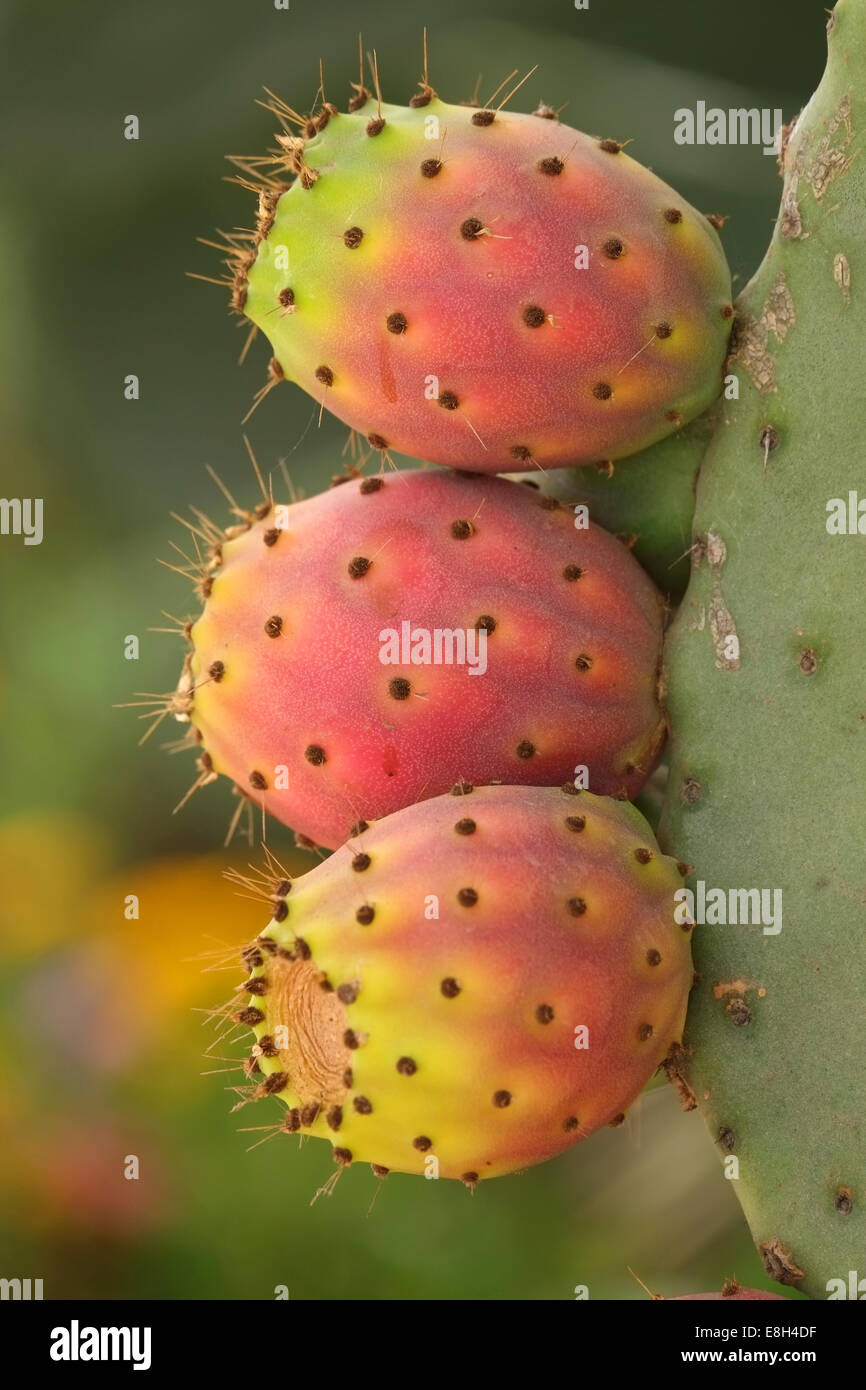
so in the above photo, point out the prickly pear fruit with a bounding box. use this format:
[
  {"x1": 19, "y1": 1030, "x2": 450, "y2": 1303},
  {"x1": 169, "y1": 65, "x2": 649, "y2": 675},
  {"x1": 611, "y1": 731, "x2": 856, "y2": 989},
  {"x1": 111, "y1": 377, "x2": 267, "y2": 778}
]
[
  {"x1": 229, "y1": 90, "x2": 732, "y2": 472},
  {"x1": 673, "y1": 1285, "x2": 786, "y2": 1301},
  {"x1": 230, "y1": 784, "x2": 693, "y2": 1182},
  {"x1": 178, "y1": 469, "x2": 665, "y2": 848}
]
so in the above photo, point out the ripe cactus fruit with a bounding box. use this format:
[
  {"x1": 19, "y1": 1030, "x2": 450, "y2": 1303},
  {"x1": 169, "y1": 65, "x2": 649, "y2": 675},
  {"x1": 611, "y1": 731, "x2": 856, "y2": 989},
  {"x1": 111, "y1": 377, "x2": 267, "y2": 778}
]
[
  {"x1": 660, "y1": 0, "x2": 866, "y2": 1299},
  {"x1": 228, "y1": 86, "x2": 732, "y2": 471},
  {"x1": 178, "y1": 469, "x2": 666, "y2": 848},
  {"x1": 672, "y1": 1284, "x2": 786, "y2": 1302},
  {"x1": 231, "y1": 784, "x2": 693, "y2": 1181}
]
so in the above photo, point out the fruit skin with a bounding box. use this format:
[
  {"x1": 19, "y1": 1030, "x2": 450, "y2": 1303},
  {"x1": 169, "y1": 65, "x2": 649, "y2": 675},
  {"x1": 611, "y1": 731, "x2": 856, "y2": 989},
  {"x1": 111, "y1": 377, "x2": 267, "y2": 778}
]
[
  {"x1": 180, "y1": 469, "x2": 666, "y2": 849},
  {"x1": 234, "y1": 94, "x2": 732, "y2": 472},
  {"x1": 234, "y1": 784, "x2": 694, "y2": 1181},
  {"x1": 659, "y1": 0, "x2": 866, "y2": 1299},
  {"x1": 673, "y1": 1287, "x2": 786, "y2": 1302}
]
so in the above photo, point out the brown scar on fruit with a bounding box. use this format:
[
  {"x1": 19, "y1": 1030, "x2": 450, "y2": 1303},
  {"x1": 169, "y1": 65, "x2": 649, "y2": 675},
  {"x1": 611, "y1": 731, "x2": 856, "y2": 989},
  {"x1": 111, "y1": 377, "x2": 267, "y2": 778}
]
[
  {"x1": 759, "y1": 1238, "x2": 805, "y2": 1286},
  {"x1": 660, "y1": 1042, "x2": 697, "y2": 1112},
  {"x1": 734, "y1": 273, "x2": 795, "y2": 393}
]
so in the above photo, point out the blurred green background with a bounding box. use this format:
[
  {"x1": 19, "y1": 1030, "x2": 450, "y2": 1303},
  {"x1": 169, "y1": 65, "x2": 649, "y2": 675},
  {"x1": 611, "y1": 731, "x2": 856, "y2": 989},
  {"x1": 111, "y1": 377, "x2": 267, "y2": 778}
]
[{"x1": 0, "y1": 0, "x2": 824, "y2": 1299}]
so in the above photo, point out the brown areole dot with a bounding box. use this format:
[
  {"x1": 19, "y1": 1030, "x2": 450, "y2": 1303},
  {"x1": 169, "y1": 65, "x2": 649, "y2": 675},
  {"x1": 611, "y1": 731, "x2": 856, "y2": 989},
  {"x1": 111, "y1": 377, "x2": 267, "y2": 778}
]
[
  {"x1": 538, "y1": 155, "x2": 564, "y2": 174},
  {"x1": 451, "y1": 779, "x2": 474, "y2": 795},
  {"x1": 567, "y1": 896, "x2": 587, "y2": 916},
  {"x1": 386, "y1": 312, "x2": 408, "y2": 335},
  {"x1": 592, "y1": 382, "x2": 613, "y2": 400},
  {"x1": 638, "y1": 1023, "x2": 654, "y2": 1041},
  {"x1": 516, "y1": 740, "x2": 536, "y2": 759},
  {"x1": 367, "y1": 433, "x2": 388, "y2": 450},
  {"x1": 355, "y1": 905, "x2": 375, "y2": 925},
  {"x1": 575, "y1": 654, "x2": 593, "y2": 672},
  {"x1": 249, "y1": 770, "x2": 268, "y2": 790},
  {"x1": 440, "y1": 977, "x2": 461, "y2": 998},
  {"x1": 609, "y1": 1113, "x2": 626, "y2": 1127},
  {"x1": 262, "y1": 1071, "x2": 288, "y2": 1095},
  {"x1": 656, "y1": 321, "x2": 673, "y2": 339},
  {"x1": 461, "y1": 1171, "x2": 479, "y2": 1187},
  {"x1": 493, "y1": 1089, "x2": 512, "y2": 1108},
  {"x1": 413, "y1": 1135, "x2": 433, "y2": 1151},
  {"x1": 664, "y1": 208, "x2": 683, "y2": 224},
  {"x1": 282, "y1": 1109, "x2": 301, "y2": 1133},
  {"x1": 359, "y1": 477, "x2": 384, "y2": 496},
  {"x1": 396, "y1": 1056, "x2": 417, "y2": 1076},
  {"x1": 299, "y1": 1103, "x2": 320, "y2": 1126},
  {"x1": 835, "y1": 1187, "x2": 853, "y2": 1215},
  {"x1": 333, "y1": 1147, "x2": 353, "y2": 1165},
  {"x1": 510, "y1": 445, "x2": 532, "y2": 462},
  {"x1": 315, "y1": 365, "x2": 334, "y2": 386},
  {"x1": 799, "y1": 648, "x2": 819, "y2": 675},
  {"x1": 342, "y1": 1067, "x2": 354, "y2": 1088},
  {"x1": 475, "y1": 615, "x2": 496, "y2": 634},
  {"x1": 350, "y1": 820, "x2": 369, "y2": 836},
  {"x1": 438, "y1": 390, "x2": 459, "y2": 410},
  {"x1": 460, "y1": 216, "x2": 484, "y2": 240},
  {"x1": 208, "y1": 660, "x2": 225, "y2": 682},
  {"x1": 523, "y1": 304, "x2": 547, "y2": 327},
  {"x1": 682, "y1": 777, "x2": 702, "y2": 804},
  {"x1": 420, "y1": 157, "x2": 442, "y2": 177},
  {"x1": 272, "y1": 900, "x2": 289, "y2": 923},
  {"x1": 371, "y1": 1162, "x2": 390, "y2": 1177},
  {"x1": 326, "y1": 1105, "x2": 343, "y2": 1131},
  {"x1": 304, "y1": 744, "x2": 326, "y2": 765},
  {"x1": 646, "y1": 948, "x2": 662, "y2": 966},
  {"x1": 353, "y1": 1096, "x2": 373, "y2": 1115},
  {"x1": 264, "y1": 615, "x2": 283, "y2": 638},
  {"x1": 389, "y1": 676, "x2": 412, "y2": 700},
  {"x1": 563, "y1": 564, "x2": 584, "y2": 581},
  {"x1": 337, "y1": 982, "x2": 359, "y2": 1004},
  {"x1": 352, "y1": 853, "x2": 372, "y2": 872},
  {"x1": 721, "y1": 304, "x2": 735, "y2": 319},
  {"x1": 278, "y1": 287, "x2": 295, "y2": 307},
  {"x1": 457, "y1": 887, "x2": 478, "y2": 907},
  {"x1": 603, "y1": 237, "x2": 624, "y2": 259},
  {"x1": 344, "y1": 226, "x2": 364, "y2": 248},
  {"x1": 263, "y1": 528, "x2": 280, "y2": 547},
  {"x1": 563, "y1": 1116, "x2": 579, "y2": 1132},
  {"x1": 718, "y1": 1127, "x2": 736, "y2": 1152},
  {"x1": 450, "y1": 518, "x2": 474, "y2": 538},
  {"x1": 366, "y1": 117, "x2": 385, "y2": 136},
  {"x1": 565, "y1": 815, "x2": 586, "y2": 832},
  {"x1": 343, "y1": 1029, "x2": 361, "y2": 1049},
  {"x1": 536, "y1": 1004, "x2": 555, "y2": 1024},
  {"x1": 294, "y1": 937, "x2": 311, "y2": 960},
  {"x1": 635, "y1": 847, "x2": 653, "y2": 864},
  {"x1": 454, "y1": 818, "x2": 476, "y2": 835},
  {"x1": 237, "y1": 1006, "x2": 264, "y2": 1026}
]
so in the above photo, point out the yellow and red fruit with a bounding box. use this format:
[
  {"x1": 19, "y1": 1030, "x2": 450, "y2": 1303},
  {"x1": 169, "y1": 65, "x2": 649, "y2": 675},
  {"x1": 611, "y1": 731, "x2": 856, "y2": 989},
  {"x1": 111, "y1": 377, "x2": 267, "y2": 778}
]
[
  {"x1": 233, "y1": 784, "x2": 694, "y2": 1182},
  {"x1": 235, "y1": 96, "x2": 732, "y2": 471},
  {"x1": 179, "y1": 470, "x2": 666, "y2": 848}
]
